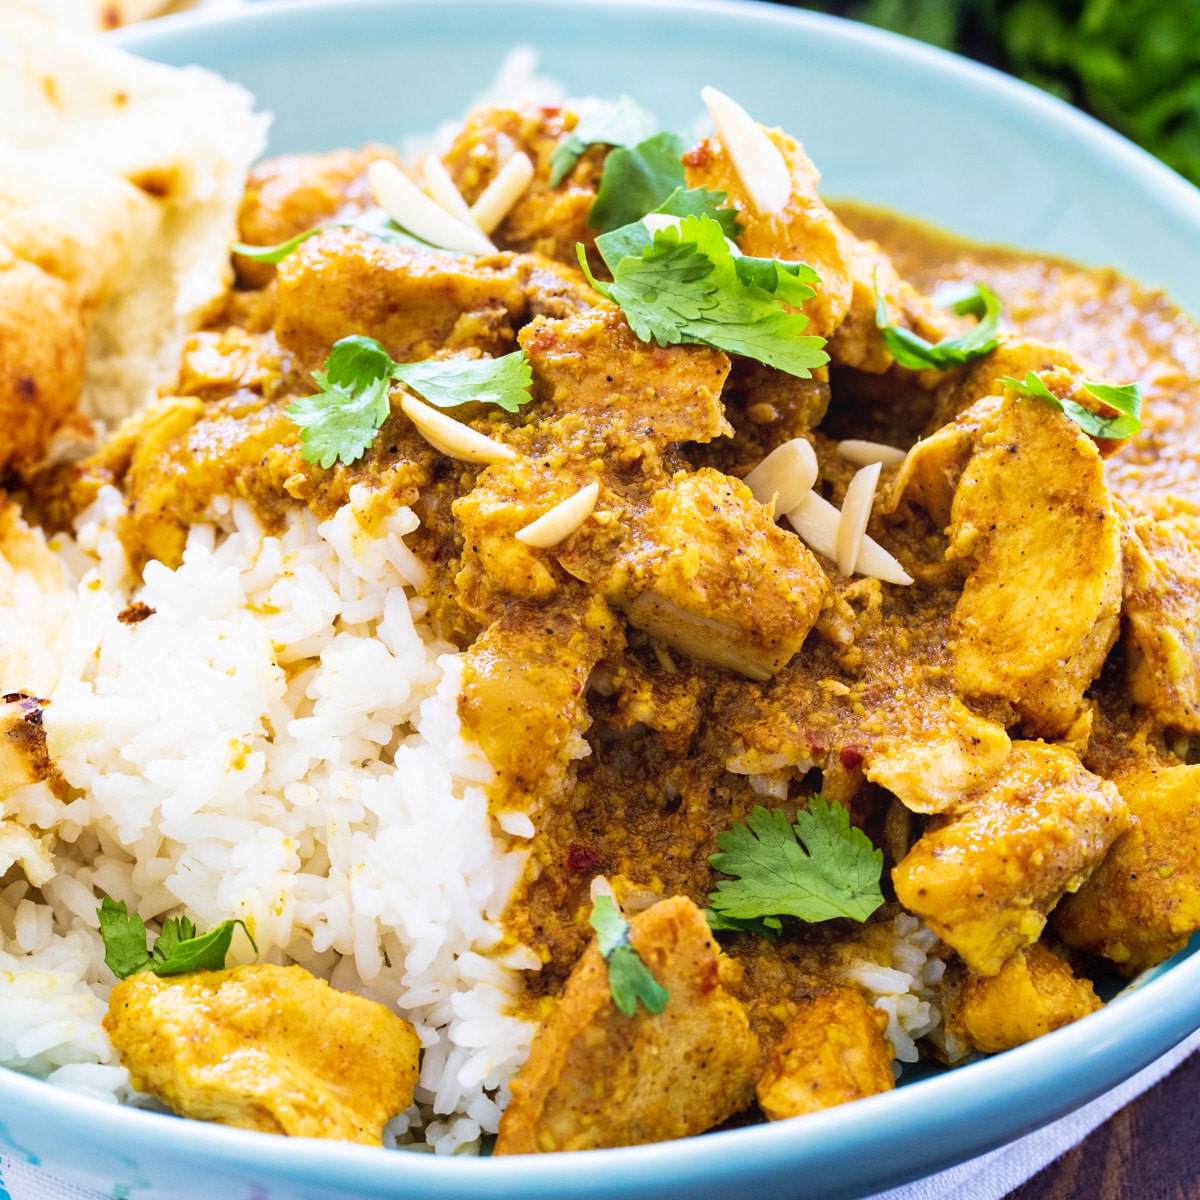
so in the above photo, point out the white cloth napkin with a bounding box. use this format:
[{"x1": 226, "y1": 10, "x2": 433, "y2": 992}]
[{"x1": 3, "y1": 1033, "x2": 1199, "y2": 1200}]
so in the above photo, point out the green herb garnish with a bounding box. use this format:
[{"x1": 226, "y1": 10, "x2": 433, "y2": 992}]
[
  {"x1": 707, "y1": 799, "x2": 884, "y2": 930},
  {"x1": 231, "y1": 208, "x2": 431, "y2": 264},
  {"x1": 703, "y1": 907, "x2": 783, "y2": 941},
  {"x1": 548, "y1": 96, "x2": 659, "y2": 187},
  {"x1": 286, "y1": 336, "x2": 533, "y2": 469},
  {"x1": 875, "y1": 278, "x2": 1002, "y2": 369},
  {"x1": 98, "y1": 897, "x2": 256, "y2": 980},
  {"x1": 588, "y1": 894, "x2": 670, "y2": 1017},
  {"x1": 1001, "y1": 370, "x2": 1144, "y2": 439},
  {"x1": 587, "y1": 130, "x2": 690, "y2": 233},
  {"x1": 578, "y1": 212, "x2": 828, "y2": 378}
]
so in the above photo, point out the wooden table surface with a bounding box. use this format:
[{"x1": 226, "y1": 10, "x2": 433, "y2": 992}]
[{"x1": 1002, "y1": 1048, "x2": 1200, "y2": 1199}]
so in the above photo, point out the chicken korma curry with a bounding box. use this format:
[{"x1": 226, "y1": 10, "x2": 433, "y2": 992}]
[{"x1": 3, "y1": 74, "x2": 1198, "y2": 1155}]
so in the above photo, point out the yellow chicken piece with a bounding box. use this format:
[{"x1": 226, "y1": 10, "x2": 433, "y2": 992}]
[
  {"x1": 104, "y1": 964, "x2": 420, "y2": 1145},
  {"x1": 562, "y1": 469, "x2": 829, "y2": 682},
  {"x1": 495, "y1": 896, "x2": 760, "y2": 1154},
  {"x1": 893, "y1": 741, "x2": 1128, "y2": 976},
  {"x1": 948, "y1": 391, "x2": 1122, "y2": 738},
  {"x1": 1054, "y1": 758, "x2": 1200, "y2": 974},
  {"x1": 947, "y1": 943, "x2": 1101, "y2": 1054},
  {"x1": 1122, "y1": 496, "x2": 1200, "y2": 734},
  {"x1": 755, "y1": 987, "x2": 895, "y2": 1121}
]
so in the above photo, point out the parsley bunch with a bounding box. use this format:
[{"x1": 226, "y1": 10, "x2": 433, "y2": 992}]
[
  {"x1": 707, "y1": 799, "x2": 884, "y2": 935},
  {"x1": 98, "y1": 897, "x2": 256, "y2": 980},
  {"x1": 287, "y1": 336, "x2": 533, "y2": 469},
  {"x1": 578, "y1": 212, "x2": 829, "y2": 378},
  {"x1": 1001, "y1": 370, "x2": 1143, "y2": 438},
  {"x1": 588, "y1": 894, "x2": 670, "y2": 1017}
]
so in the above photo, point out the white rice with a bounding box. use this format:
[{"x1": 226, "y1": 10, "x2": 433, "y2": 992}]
[
  {"x1": 840, "y1": 910, "x2": 945, "y2": 1067},
  {"x1": 0, "y1": 483, "x2": 537, "y2": 1153}
]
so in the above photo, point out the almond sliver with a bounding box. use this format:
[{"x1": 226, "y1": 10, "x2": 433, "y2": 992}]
[
  {"x1": 836, "y1": 462, "x2": 882, "y2": 576},
  {"x1": 700, "y1": 86, "x2": 791, "y2": 217},
  {"x1": 471, "y1": 151, "x2": 535, "y2": 235},
  {"x1": 422, "y1": 153, "x2": 482, "y2": 231},
  {"x1": 369, "y1": 159, "x2": 496, "y2": 255},
  {"x1": 399, "y1": 392, "x2": 516, "y2": 464},
  {"x1": 743, "y1": 438, "x2": 818, "y2": 514},
  {"x1": 515, "y1": 481, "x2": 600, "y2": 548},
  {"x1": 787, "y1": 491, "x2": 913, "y2": 586},
  {"x1": 837, "y1": 439, "x2": 908, "y2": 468}
]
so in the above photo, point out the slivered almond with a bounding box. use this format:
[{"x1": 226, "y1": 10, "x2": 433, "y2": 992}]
[
  {"x1": 787, "y1": 491, "x2": 913, "y2": 586},
  {"x1": 700, "y1": 86, "x2": 791, "y2": 216},
  {"x1": 837, "y1": 439, "x2": 908, "y2": 468},
  {"x1": 743, "y1": 438, "x2": 818, "y2": 514},
  {"x1": 422, "y1": 153, "x2": 482, "y2": 230},
  {"x1": 368, "y1": 159, "x2": 496, "y2": 255},
  {"x1": 836, "y1": 462, "x2": 882, "y2": 576},
  {"x1": 471, "y1": 151, "x2": 535, "y2": 234},
  {"x1": 398, "y1": 392, "x2": 516, "y2": 463},
  {"x1": 515, "y1": 482, "x2": 600, "y2": 548}
]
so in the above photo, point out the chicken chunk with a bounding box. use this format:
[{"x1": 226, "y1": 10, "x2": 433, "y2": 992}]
[
  {"x1": 519, "y1": 307, "x2": 732, "y2": 449},
  {"x1": 495, "y1": 896, "x2": 760, "y2": 1154},
  {"x1": 946, "y1": 943, "x2": 1101, "y2": 1054},
  {"x1": 1054, "y1": 758, "x2": 1200, "y2": 974},
  {"x1": 560, "y1": 469, "x2": 829, "y2": 682},
  {"x1": 103, "y1": 964, "x2": 420, "y2": 1145},
  {"x1": 458, "y1": 594, "x2": 619, "y2": 809},
  {"x1": 442, "y1": 106, "x2": 604, "y2": 265},
  {"x1": 893, "y1": 741, "x2": 1129, "y2": 976},
  {"x1": 947, "y1": 392, "x2": 1122, "y2": 737},
  {"x1": 234, "y1": 145, "x2": 397, "y2": 288},
  {"x1": 1122, "y1": 496, "x2": 1200, "y2": 734},
  {"x1": 755, "y1": 986, "x2": 895, "y2": 1121},
  {"x1": 274, "y1": 229, "x2": 526, "y2": 369}
]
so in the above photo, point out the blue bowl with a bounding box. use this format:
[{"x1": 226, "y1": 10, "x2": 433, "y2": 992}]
[{"x1": 4, "y1": 2, "x2": 1200, "y2": 1197}]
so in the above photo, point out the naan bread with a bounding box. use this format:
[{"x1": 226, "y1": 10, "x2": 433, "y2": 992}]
[
  {"x1": 0, "y1": 16, "x2": 269, "y2": 473},
  {"x1": 0, "y1": 0, "x2": 172, "y2": 33}
]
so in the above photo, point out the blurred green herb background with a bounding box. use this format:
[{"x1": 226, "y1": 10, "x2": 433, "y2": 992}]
[{"x1": 785, "y1": 0, "x2": 1200, "y2": 187}]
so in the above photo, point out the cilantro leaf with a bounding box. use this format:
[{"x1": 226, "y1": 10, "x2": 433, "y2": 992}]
[
  {"x1": 875, "y1": 278, "x2": 1002, "y2": 369},
  {"x1": 98, "y1": 898, "x2": 152, "y2": 980},
  {"x1": 580, "y1": 213, "x2": 828, "y2": 378},
  {"x1": 653, "y1": 185, "x2": 743, "y2": 241},
  {"x1": 704, "y1": 907, "x2": 783, "y2": 941},
  {"x1": 588, "y1": 130, "x2": 689, "y2": 233},
  {"x1": 392, "y1": 351, "x2": 533, "y2": 414},
  {"x1": 97, "y1": 898, "x2": 257, "y2": 980},
  {"x1": 151, "y1": 919, "x2": 257, "y2": 977},
  {"x1": 708, "y1": 799, "x2": 884, "y2": 928},
  {"x1": 549, "y1": 96, "x2": 659, "y2": 187},
  {"x1": 1001, "y1": 370, "x2": 1143, "y2": 439},
  {"x1": 288, "y1": 363, "x2": 393, "y2": 470},
  {"x1": 232, "y1": 208, "x2": 431, "y2": 264},
  {"x1": 588, "y1": 894, "x2": 670, "y2": 1017},
  {"x1": 287, "y1": 336, "x2": 533, "y2": 468},
  {"x1": 149, "y1": 915, "x2": 196, "y2": 966}
]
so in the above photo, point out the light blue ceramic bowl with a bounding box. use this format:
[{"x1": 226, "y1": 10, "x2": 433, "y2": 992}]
[{"x1": 4, "y1": 1, "x2": 1200, "y2": 1197}]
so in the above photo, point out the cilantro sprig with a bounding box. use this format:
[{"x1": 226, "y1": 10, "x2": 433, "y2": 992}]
[
  {"x1": 287, "y1": 336, "x2": 533, "y2": 469},
  {"x1": 707, "y1": 799, "x2": 884, "y2": 931},
  {"x1": 588, "y1": 894, "x2": 670, "y2": 1017},
  {"x1": 98, "y1": 897, "x2": 256, "y2": 980},
  {"x1": 577, "y1": 212, "x2": 828, "y2": 378},
  {"x1": 232, "y1": 208, "x2": 431, "y2": 265},
  {"x1": 1001, "y1": 370, "x2": 1143, "y2": 439},
  {"x1": 875, "y1": 279, "x2": 1002, "y2": 370}
]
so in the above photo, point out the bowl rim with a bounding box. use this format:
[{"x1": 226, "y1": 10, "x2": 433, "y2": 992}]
[{"x1": 5, "y1": 1, "x2": 1200, "y2": 1196}]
